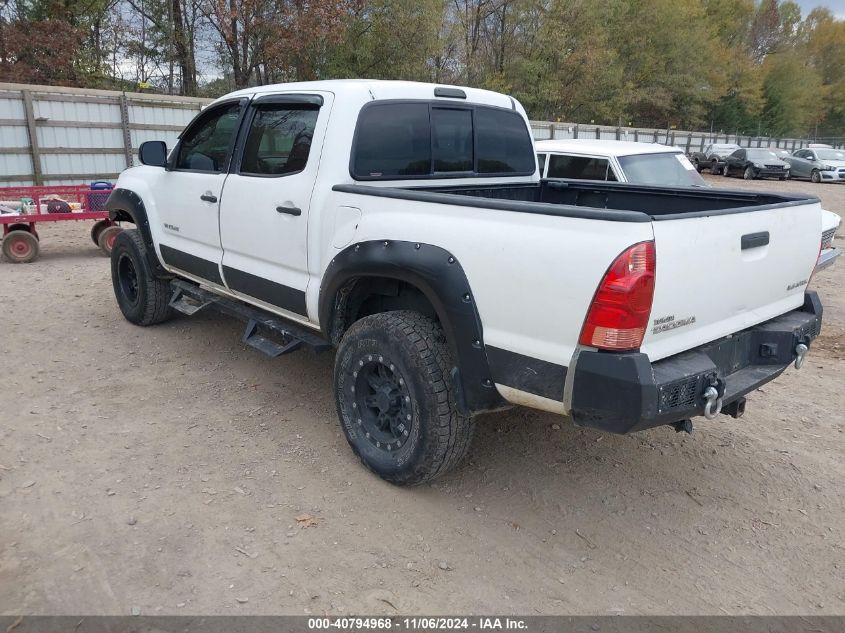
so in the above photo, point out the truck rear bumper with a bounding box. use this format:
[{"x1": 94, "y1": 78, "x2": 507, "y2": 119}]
[{"x1": 570, "y1": 291, "x2": 823, "y2": 434}]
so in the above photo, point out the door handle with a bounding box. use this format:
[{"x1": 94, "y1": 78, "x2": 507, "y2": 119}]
[
  {"x1": 276, "y1": 206, "x2": 302, "y2": 216},
  {"x1": 200, "y1": 193, "x2": 218, "y2": 203},
  {"x1": 741, "y1": 231, "x2": 769, "y2": 250}
]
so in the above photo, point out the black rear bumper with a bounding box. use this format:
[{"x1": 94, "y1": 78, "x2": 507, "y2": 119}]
[{"x1": 570, "y1": 292, "x2": 823, "y2": 434}]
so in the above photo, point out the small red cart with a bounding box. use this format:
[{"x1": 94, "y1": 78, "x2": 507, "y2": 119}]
[{"x1": 0, "y1": 184, "x2": 123, "y2": 263}]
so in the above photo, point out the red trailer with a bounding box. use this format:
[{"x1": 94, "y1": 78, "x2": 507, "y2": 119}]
[{"x1": 0, "y1": 184, "x2": 122, "y2": 263}]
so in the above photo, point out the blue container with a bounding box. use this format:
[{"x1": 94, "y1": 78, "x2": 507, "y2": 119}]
[{"x1": 88, "y1": 181, "x2": 113, "y2": 211}]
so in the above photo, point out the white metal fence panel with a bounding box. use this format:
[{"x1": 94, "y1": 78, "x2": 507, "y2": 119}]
[
  {"x1": 529, "y1": 121, "x2": 845, "y2": 151},
  {"x1": 0, "y1": 82, "x2": 210, "y2": 186}
]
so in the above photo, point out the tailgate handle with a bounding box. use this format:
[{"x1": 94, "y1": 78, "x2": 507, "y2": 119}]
[{"x1": 741, "y1": 231, "x2": 769, "y2": 250}]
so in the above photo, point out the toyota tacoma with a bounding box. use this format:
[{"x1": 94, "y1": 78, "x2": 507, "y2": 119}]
[{"x1": 106, "y1": 80, "x2": 827, "y2": 485}]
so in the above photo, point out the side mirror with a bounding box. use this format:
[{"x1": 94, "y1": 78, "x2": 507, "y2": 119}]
[{"x1": 139, "y1": 141, "x2": 168, "y2": 167}]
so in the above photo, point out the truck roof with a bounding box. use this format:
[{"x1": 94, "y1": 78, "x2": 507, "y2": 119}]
[
  {"x1": 217, "y1": 79, "x2": 517, "y2": 112},
  {"x1": 535, "y1": 139, "x2": 682, "y2": 157}
]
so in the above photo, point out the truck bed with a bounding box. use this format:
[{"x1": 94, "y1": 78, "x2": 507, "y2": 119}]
[{"x1": 333, "y1": 180, "x2": 818, "y2": 222}]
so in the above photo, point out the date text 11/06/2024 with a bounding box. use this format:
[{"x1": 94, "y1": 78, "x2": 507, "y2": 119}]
[{"x1": 307, "y1": 617, "x2": 528, "y2": 630}]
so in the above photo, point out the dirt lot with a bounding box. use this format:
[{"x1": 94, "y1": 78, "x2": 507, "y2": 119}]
[{"x1": 1, "y1": 175, "x2": 843, "y2": 616}]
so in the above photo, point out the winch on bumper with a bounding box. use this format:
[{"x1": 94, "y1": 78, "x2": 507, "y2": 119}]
[{"x1": 569, "y1": 292, "x2": 823, "y2": 434}]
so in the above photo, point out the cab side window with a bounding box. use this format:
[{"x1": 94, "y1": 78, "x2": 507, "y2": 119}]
[
  {"x1": 547, "y1": 154, "x2": 612, "y2": 181},
  {"x1": 240, "y1": 104, "x2": 320, "y2": 176},
  {"x1": 176, "y1": 102, "x2": 242, "y2": 172}
]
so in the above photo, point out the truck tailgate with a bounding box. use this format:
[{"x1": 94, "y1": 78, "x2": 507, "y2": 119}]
[{"x1": 640, "y1": 201, "x2": 822, "y2": 362}]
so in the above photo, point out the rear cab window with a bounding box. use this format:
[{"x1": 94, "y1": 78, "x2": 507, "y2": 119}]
[
  {"x1": 351, "y1": 101, "x2": 535, "y2": 180},
  {"x1": 546, "y1": 154, "x2": 617, "y2": 181}
]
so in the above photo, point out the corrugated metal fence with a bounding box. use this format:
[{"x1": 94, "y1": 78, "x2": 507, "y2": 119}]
[
  {"x1": 528, "y1": 121, "x2": 845, "y2": 152},
  {"x1": 2, "y1": 81, "x2": 843, "y2": 186},
  {"x1": 0, "y1": 82, "x2": 210, "y2": 186}
]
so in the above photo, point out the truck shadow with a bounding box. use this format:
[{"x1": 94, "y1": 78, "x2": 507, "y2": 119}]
[{"x1": 179, "y1": 311, "x2": 801, "y2": 537}]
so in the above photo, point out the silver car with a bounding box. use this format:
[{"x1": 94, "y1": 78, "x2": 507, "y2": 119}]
[{"x1": 786, "y1": 148, "x2": 845, "y2": 183}]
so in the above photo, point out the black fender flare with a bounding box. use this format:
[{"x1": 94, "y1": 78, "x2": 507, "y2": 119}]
[
  {"x1": 319, "y1": 240, "x2": 505, "y2": 415},
  {"x1": 106, "y1": 188, "x2": 169, "y2": 277}
]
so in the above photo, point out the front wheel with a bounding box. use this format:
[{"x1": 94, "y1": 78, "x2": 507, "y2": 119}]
[
  {"x1": 110, "y1": 229, "x2": 173, "y2": 326},
  {"x1": 811, "y1": 169, "x2": 821, "y2": 183},
  {"x1": 334, "y1": 311, "x2": 474, "y2": 486},
  {"x1": 743, "y1": 166, "x2": 755, "y2": 180}
]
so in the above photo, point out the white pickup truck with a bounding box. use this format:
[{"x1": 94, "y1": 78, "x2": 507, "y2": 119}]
[{"x1": 106, "y1": 80, "x2": 825, "y2": 485}]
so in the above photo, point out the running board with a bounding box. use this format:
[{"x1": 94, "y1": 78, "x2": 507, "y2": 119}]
[
  {"x1": 169, "y1": 291, "x2": 211, "y2": 315},
  {"x1": 169, "y1": 278, "x2": 332, "y2": 356},
  {"x1": 242, "y1": 319, "x2": 303, "y2": 357}
]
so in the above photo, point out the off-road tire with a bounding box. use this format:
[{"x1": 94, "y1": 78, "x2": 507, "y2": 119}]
[
  {"x1": 334, "y1": 311, "x2": 474, "y2": 486},
  {"x1": 110, "y1": 229, "x2": 173, "y2": 326}
]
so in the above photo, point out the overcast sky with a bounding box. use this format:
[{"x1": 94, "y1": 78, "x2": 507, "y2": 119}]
[{"x1": 793, "y1": 0, "x2": 845, "y2": 18}]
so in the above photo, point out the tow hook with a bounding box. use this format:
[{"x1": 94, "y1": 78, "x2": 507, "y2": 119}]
[
  {"x1": 794, "y1": 343, "x2": 808, "y2": 370},
  {"x1": 702, "y1": 377, "x2": 724, "y2": 420}
]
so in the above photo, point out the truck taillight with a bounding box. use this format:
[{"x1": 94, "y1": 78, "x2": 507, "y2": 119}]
[{"x1": 579, "y1": 241, "x2": 656, "y2": 351}]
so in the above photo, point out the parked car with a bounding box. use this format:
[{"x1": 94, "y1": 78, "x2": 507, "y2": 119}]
[
  {"x1": 535, "y1": 139, "x2": 708, "y2": 187},
  {"x1": 107, "y1": 80, "x2": 825, "y2": 485},
  {"x1": 722, "y1": 148, "x2": 790, "y2": 180},
  {"x1": 689, "y1": 143, "x2": 741, "y2": 174},
  {"x1": 786, "y1": 147, "x2": 845, "y2": 183},
  {"x1": 537, "y1": 140, "x2": 838, "y2": 273},
  {"x1": 819, "y1": 216, "x2": 841, "y2": 272}
]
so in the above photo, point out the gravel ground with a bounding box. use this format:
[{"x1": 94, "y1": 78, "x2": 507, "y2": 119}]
[{"x1": 0, "y1": 176, "x2": 843, "y2": 616}]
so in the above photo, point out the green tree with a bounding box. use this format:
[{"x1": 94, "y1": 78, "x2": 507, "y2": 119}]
[
  {"x1": 327, "y1": 0, "x2": 444, "y2": 81},
  {"x1": 760, "y1": 52, "x2": 824, "y2": 136}
]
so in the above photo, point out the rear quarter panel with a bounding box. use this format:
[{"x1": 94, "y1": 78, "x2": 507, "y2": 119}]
[{"x1": 316, "y1": 191, "x2": 654, "y2": 371}]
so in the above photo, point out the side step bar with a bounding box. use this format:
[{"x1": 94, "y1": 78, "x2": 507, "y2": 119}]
[{"x1": 168, "y1": 278, "x2": 332, "y2": 357}]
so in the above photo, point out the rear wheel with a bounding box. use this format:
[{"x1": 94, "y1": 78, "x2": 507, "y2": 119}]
[
  {"x1": 2, "y1": 229, "x2": 39, "y2": 263},
  {"x1": 97, "y1": 225, "x2": 122, "y2": 256},
  {"x1": 811, "y1": 169, "x2": 821, "y2": 183},
  {"x1": 722, "y1": 163, "x2": 731, "y2": 177},
  {"x1": 334, "y1": 311, "x2": 474, "y2": 486},
  {"x1": 110, "y1": 229, "x2": 173, "y2": 326}
]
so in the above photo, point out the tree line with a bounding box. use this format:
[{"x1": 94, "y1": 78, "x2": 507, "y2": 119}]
[{"x1": 2, "y1": 0, "x2": 845, "y2": 137}]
